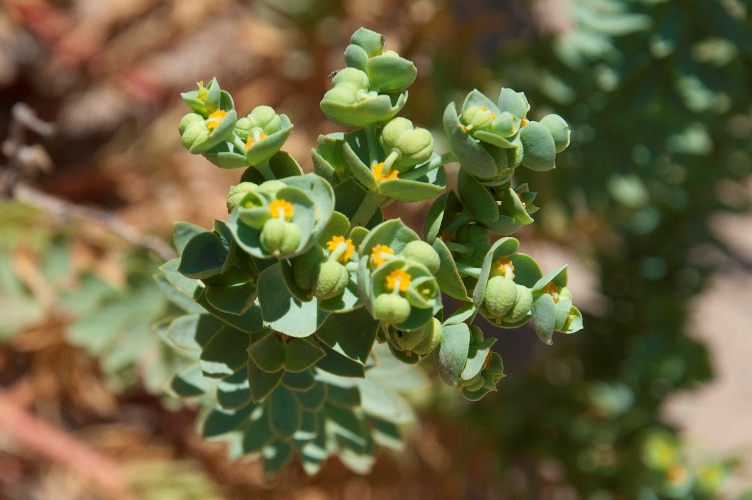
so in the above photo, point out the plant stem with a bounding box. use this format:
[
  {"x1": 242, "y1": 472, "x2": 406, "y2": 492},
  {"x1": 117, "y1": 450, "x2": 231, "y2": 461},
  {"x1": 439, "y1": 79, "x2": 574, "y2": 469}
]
[
  {"x1": 258, "y1": 160, "x2": 275, "y2": 181},
  {"x1": 444, "y1": 241, "x2": 472, "y2": 255},
  {"x1": 439, "y1": 150, "x2": 457, "y2": 165},
  {"x1": 351, "y1": 190, "x2": 387, "y2": 229},
  {"x1": 232, "y1": 134, "x2": 247, "y2": 153},
  {"x1": 365, "y1": 126, "x2": 380, "y2": 166},
  {"x1": 443, "y1": 210, "x2": 474, "y2": 235},
  {"x1": 456, "y1": 262, "x2": 481, "y2": 279}
]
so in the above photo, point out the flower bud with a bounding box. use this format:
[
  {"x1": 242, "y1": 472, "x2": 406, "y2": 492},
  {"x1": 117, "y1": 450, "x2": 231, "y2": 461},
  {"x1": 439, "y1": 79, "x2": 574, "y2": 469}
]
[
  {"x1": 237, "y1": 106, "x2": 282, "y2": 138},
  {"x1": 460, "y1": 372, "x2": 486, "y2": 392},
  {"x1": 373, "y1": 294, "x2": 411, "y2": 325},
  {"x1": 180, "y1": 121, "x2": 210, "y2": 152},
  {"x1": 387, "y1": 326, "x2": 427, "y2": 352},
  {"x1": 344, "y1": 44, "x2": 369, "y2": 71},
  {"x1": 484, "y1": 275, "x2": 518, "y2": 318},
  {"x1": 226, "y1": 182, "x2": 258, "y2": 213},
  {"x1": 313, "y1": 259, "x2": 349, "y2": 300},
  {"x1": 179, "y1": 113, "x2": 203, "y2": 134},
  {"x1": 461, "y1": 106, "x2": 495, "y2": 131},
  {"x1": 332, "y1": 67, "x2": 370, "y2": 90},
  {"x1": 491, "y1": 111, "x2": 519, "y2": 138},
  {"x1": 400, "y1": 240, "x2": 440, "y2": 274},
  {"x1": 260, "y1": 218, "x2": 301, "y2": 256},
  {"x1": 503, "y1": 284, "x2": 533, "y2": 323},
  {"x1": 380, "y1": 118, "x2": 434, "y2": 170},
  {"x1": 412, "y1": 317, "x2": 442, "y2": 356}
]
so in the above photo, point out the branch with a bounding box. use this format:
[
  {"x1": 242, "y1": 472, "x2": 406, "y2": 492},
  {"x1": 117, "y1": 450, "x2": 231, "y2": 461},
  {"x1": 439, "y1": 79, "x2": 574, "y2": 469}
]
[
  {"x1": 1, "y1": 103, "x2": 177, "y2": 261},
  {"x1": 13, "y1": 182, "x2": 177, "y2": 261}
]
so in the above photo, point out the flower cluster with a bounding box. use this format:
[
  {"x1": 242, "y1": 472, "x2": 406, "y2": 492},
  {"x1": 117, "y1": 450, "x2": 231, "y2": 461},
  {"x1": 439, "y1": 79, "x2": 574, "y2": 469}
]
[{"x1": 157, "y1": 26, "x2": 583, "y2": 479}]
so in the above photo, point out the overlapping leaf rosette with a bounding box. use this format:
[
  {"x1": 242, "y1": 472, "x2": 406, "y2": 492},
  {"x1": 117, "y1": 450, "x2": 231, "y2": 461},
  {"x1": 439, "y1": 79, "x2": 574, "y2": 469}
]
[
  {"x1": 155, "y1": 222, "x2": 429, "y2": 478},
  {"x1": 157, "y1": 26, "x2": 584, "y2": 479}
]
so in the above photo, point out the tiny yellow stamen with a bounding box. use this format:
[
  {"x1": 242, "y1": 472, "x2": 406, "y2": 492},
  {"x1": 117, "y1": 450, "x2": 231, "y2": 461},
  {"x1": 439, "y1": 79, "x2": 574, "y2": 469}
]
[
  {"x1": 386, "y1": 269, "x2": 411, "y2": 292},
  {"x1": 268, "y1": 199, "x2": 294, "y2": 220},
  {"x1": 496, "y1": 257, "x2": 515, "y2": 276},
  {"x1": 544, "y1": 281, "x2": 559, "y2": 303},
  {"x1": 244, "y1": 134, "x2": 268, "y2": 151},
  {"x1": 373, "y1": 162, "x2": 398, "y2": 182},
  {"x1": 520, "y1": 117, "x2": 529, "y2": 127},
  {"x1": 327, "y1": 236, "x2": 355, "y2": 262},
  {"x1": 481, "y1": 106, "x2": 488, "y2": 111},
  {"x1": 370, "y1": 244, "x2": 394, "y2": 267},
  {"x1": 206, "y1": 110, "x2": 226, "y2": 131}
]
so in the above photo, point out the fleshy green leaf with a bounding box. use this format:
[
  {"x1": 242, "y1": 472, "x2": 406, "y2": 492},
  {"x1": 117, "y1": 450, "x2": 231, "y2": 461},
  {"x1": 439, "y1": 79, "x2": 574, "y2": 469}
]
[{"x1": 435, "y1": 323, "x2": 471, "y2": 387}]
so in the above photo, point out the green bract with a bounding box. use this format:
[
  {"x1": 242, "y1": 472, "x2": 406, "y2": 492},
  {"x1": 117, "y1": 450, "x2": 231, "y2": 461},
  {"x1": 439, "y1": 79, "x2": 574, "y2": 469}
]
[
  {"x1": 163, "y1": 26, "x2": 581, "y2": 479},
  {"x1": 320, "y1": 68, "x2": 407, "y2": 127}
]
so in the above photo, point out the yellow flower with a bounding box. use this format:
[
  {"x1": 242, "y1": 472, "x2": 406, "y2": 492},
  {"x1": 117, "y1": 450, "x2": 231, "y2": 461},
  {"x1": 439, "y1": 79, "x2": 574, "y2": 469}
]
[
  {"x1": 495, "y1": 257, "x2": 515, "y2": 277},
  {"x1": 544, "y1": 281, "x2": 560, "y2": 303},
  {"x1": 245, "y1": 134, "x2": 268, "y2": 150},
  {"x1": 327, "y1": 236, "x2": 355, "y2": 262},
  {"x1": 373, "y1": 162, "x2": 398, "y2": 182},
  {"x1": 268, "y1": 199, "x2": 294, "y2": 219},
  {"x1": 386, "y1": 269, "x2": 411, "y2": 293},
  {"x1": 206, "y1": 110, "x2": 226, "y2": 131},
  {"x1": 520, "y1": 117, "x2": 529, "y2": 127},
  {"x1": 370, "y1": 244, "x2": 394, "y2": 267}
]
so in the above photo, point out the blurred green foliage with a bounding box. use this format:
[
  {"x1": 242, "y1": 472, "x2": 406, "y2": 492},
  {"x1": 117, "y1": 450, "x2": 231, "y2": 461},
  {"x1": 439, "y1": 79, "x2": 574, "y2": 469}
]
[
  {"x1": 0, "y1": 201, "x2": 185, "y2": 395},
  {"x1": 428, "y1": 0, "x2": 752, "y2": 497}
]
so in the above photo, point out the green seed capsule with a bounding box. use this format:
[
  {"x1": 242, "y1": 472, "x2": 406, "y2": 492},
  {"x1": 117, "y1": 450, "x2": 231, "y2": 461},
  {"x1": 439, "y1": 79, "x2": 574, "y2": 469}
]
[
  {"x1": 292, "y1": 245, "x2": 326, "y2": 292},
  {"x1": 484, "y1": 275, "x2": 518, "y2": 318},
  {"x1": 412, "y1": 317, "x2": 442, "y2": 356},
  {"x1": 313, "y1": 259, "x2": 349, "y2": 300},
  {"x1": 387, "y1": 326, "x2": 427, "y2": 352},
  {"x1": 400, "y1": 240, "x2": 440, "y2": 274},
  {"x1": 373, "y1": 294, "x2": 411, "y2": 325},
  {"x1": 260, "y1": 218, "x2": 301, "y2": 256},
  {"x1": 502, "y1": 284, "x2": 533, "y2": 323}
]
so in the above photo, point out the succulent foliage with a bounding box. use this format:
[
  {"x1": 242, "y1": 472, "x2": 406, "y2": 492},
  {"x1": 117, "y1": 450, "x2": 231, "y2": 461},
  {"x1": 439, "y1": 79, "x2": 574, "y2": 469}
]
[{"x1": 162, "y1": 27, "x2": 581, "y2": 477}]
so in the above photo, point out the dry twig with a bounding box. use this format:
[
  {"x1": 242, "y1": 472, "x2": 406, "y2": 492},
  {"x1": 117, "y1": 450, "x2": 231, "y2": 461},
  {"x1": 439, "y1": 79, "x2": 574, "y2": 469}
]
[{"x1": 1, "y1": 103, "x2": 176, "y2": 261}]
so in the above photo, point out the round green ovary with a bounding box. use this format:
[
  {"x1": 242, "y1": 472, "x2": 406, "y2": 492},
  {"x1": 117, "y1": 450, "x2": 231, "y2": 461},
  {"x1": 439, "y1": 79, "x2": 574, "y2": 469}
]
[
  {"x1": 484, "y1": 275, "x2": 518, "y2": 318},
  {"x1": 388, "y1": 326, "x2": 428, "y2": 352},
  {"x1": 373, "y1": 294, "x2": 411, "y2": 325},
  {"x1": 503, "y1": 284, "x2": 533, "y2": 323},
  {"x1": 313, "y1": 260, "x2": 349, "y2": 300},
  {"x1": 412, "y1": 317, "x2": 442, "y2": 355},
  {"x1": 260, "y1": 218, "x2": 301, "y2": 256},
  {"x1": 401, "y1": 241, "x2": 440, "y2": 274}
]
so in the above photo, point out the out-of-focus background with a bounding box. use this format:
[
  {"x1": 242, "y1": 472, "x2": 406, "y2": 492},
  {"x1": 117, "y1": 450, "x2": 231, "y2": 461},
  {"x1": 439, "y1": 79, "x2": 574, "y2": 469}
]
[{"x1": 1, "y1": 0, "x2": 752, "y2": 498}]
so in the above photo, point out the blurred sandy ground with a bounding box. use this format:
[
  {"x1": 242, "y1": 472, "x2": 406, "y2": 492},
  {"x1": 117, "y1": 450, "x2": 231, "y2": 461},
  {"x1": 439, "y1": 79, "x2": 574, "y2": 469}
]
[{"x1": 665, "y1": 209, "x2": 752, "y2": 493}]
